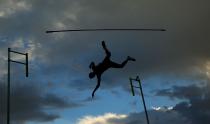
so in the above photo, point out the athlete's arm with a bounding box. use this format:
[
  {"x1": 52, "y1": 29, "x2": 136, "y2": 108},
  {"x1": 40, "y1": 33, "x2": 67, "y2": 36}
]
[
  {"x1": 89, "y1": 62, "x2": 95, "y2": 69},
  {"x1": 92, "y1": 75, "x2": 101, "y2": 98}
]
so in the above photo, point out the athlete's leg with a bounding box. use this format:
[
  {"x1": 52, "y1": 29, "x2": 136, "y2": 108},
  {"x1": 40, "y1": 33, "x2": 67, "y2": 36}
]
[
  {"x1": 127, "y1": 56, "x2": 136, "y2": 61},
  {"x1": 110, "y1": 60, "x2": 128, "y2": 68},
  {"x1": 110, "y1": 56, "x2": 136, "y2": 68}
]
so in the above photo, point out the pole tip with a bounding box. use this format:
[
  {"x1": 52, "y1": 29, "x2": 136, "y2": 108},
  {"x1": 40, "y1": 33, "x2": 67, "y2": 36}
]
[{"x1": 46, "y1": 31, "x2": 51, "y2": 33}]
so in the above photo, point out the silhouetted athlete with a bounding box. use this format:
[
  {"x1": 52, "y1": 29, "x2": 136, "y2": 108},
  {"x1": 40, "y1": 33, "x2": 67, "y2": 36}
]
[{"x1": 89, "y1": 41, "x2": 136, "y2": 98}]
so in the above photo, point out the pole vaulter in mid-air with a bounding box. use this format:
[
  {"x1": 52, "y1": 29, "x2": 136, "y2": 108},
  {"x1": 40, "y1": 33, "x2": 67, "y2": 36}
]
[
  {"x1": 89, "y1": 41, "x2": 136, "y2": 98},
  {"x1": 46, "y1": 28, "x2": 166, "y2": 98}
]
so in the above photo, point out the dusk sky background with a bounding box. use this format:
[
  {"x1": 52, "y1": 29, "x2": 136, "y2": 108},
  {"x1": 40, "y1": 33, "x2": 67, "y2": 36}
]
[{"x1": 0, "y1": 0, "x2": 210, "y2": 124}]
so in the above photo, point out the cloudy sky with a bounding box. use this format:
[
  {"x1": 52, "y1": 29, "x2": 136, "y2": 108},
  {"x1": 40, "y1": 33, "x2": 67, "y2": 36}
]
[{"x1": 0, "y1": 0, "x2": 210, "y2": 124}]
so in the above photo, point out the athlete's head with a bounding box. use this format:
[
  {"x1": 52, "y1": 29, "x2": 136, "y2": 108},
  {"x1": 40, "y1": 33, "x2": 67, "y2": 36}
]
[{"x1": 89, "y1": 72, "x2": 96, "y2": 79}]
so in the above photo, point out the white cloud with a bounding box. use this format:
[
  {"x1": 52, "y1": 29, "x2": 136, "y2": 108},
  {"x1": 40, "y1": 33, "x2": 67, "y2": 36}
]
[
  {"x1": 11, "y1": 38, "x2": 24, "y2": 48},
  {"x1": 152, "y1": 106, "x2": 174, "y2": 111},
  {"x1": 0, "y1": 0, "x2": 31, "y2": 17},
  {"x1": 76, "y1": 110, "x2": 191, "y2": 124},
  {"x1": 76, "y1": 113, "x2": 127, "y2": 124},
  {"x1": 205, "y1": 61, "x2": 210, "y2": 79},
  {"x1": 0, "y1": 11, "x2": 5, "y2": 17}
]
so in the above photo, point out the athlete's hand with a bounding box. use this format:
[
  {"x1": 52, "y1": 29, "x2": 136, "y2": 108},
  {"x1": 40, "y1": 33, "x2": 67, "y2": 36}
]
[{"x1": 102, "y1": 41, "x2": 105, "y2": 47}]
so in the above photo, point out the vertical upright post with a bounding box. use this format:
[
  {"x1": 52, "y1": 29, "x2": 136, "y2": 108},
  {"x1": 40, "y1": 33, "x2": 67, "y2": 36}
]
[
  {"x1": 129, "y1": 78, "x2": 135, "y2": 96},
  {"x1": 130, "y1": 76, "x2": 150, "y2": 124},
  {"x1": 7, "y1": 48, "x2": 29, "y2": 124},
  {"x1": 136, "y1": 76, "x2": 150, "y2": 124},
  {"x1": 7, "y1": 48, "x2": 10, "y2": 124},
  {"x1": 26, "y1": 53, "x2": 28, "y2": 77}
]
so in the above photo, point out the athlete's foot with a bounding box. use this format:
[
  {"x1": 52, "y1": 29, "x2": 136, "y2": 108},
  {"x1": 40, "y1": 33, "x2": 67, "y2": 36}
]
[{"x1": 127, "y1": 56, "x2": 136, "y2": 61}]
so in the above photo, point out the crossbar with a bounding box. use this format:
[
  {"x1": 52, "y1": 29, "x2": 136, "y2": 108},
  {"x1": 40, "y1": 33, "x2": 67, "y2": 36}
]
[{"x1": 46, "y1": 28, "x2": 166, "y2": 33}]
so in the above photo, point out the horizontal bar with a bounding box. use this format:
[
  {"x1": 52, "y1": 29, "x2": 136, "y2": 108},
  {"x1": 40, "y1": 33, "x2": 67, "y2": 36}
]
[
  {"x1": 130, "y1": 78, "x2": 139, "y2": 81},
  {"x1": 10, "y1": 50, "x2": 26, "y2": 55},
  {"x1": 10, "y1": 60, "x2": 26, "y2": 65},
  {"x1": 46, "y1": 28, "x2": 166, "y2": 33},
  {"x1": 133, "y1": 86, "x2": 140, "y2": 88}
]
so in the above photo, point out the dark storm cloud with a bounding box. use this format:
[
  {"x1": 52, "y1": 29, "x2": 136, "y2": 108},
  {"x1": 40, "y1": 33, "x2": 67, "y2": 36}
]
[
  {"x1": 0, "y1": 81, "x2": 81, "y2": 123},
  {"x1": 156, "y1": 82, "x2": 210, "y2": 124},
  {"x1": 156, "y1": 84, "x2": 203, "y2": 100},
  {"x1": 39, "y1": 0, "x2": 210, "y2": 90},
  {"x1": 1, "y1": 0, "x2": 210, "y2": 90}
]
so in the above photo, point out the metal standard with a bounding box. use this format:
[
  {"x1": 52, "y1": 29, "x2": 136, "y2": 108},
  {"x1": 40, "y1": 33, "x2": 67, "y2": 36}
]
[
  {"x1": 7, "y1": 48, "x2": 29, "y2": 124},
  {"x1": 130, "y1": 76, "x2": 150, "y2": 124}
]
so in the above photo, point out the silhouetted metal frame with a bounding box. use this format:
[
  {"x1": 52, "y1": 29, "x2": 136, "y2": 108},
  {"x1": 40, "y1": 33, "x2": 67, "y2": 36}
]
[
  {"x1": 46, "y1": 28, "x2": 166, "y2": 33},
  {"x1": 7, "y1": 48, "x2": 29, "y2": 124},
  {"x1": 130, "y1": 76, "x2": 150, "y2": 124}
]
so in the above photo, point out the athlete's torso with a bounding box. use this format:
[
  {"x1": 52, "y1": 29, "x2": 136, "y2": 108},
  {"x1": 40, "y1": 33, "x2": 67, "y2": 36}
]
[{"x1": 94, "y1": 57, "x2": 111, "y2": 75}]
